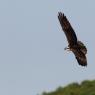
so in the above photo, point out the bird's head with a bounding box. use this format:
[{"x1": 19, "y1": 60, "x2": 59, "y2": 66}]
[{"x1": 64, "y1": 47, "x2": 71, "y2": 51}]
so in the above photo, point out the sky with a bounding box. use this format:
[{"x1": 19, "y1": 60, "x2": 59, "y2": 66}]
[{"x1": 0, "y1": 0, "x2": 95, "y2": 95}]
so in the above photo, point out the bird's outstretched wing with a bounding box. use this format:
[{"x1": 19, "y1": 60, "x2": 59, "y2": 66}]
[
  {"x1": 73, "y1": 50, "x2": 87, "y2": 66},
  {"x1": 58, "y1": 12, "x2": 77, "y2": 46}
]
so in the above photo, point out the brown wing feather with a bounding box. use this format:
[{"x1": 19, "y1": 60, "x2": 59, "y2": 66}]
[
  {"x1": 73, "y1": 50, "x2": 87, "y2": 66},
  {"x1": 58, "y1": 12, "x2": 77, "y2": 47}
]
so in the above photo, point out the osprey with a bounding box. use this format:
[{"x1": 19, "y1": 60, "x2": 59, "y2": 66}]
[{"x1": 58, "y1": 12, "x2": 87, "y2": 66}]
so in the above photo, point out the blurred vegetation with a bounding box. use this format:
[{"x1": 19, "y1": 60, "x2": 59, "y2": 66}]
[{"x1": 41, "y1": 80, "x2": 95, "y2": 95}]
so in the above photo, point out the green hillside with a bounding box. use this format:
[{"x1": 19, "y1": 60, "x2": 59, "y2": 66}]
[{"x1": 42, "y1": 80, "x2": 95, "y2": 95}]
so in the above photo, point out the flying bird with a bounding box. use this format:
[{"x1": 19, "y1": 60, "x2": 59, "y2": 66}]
[{"x1": 58, "y1": 12, "x2": 87, "y2": 66}]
